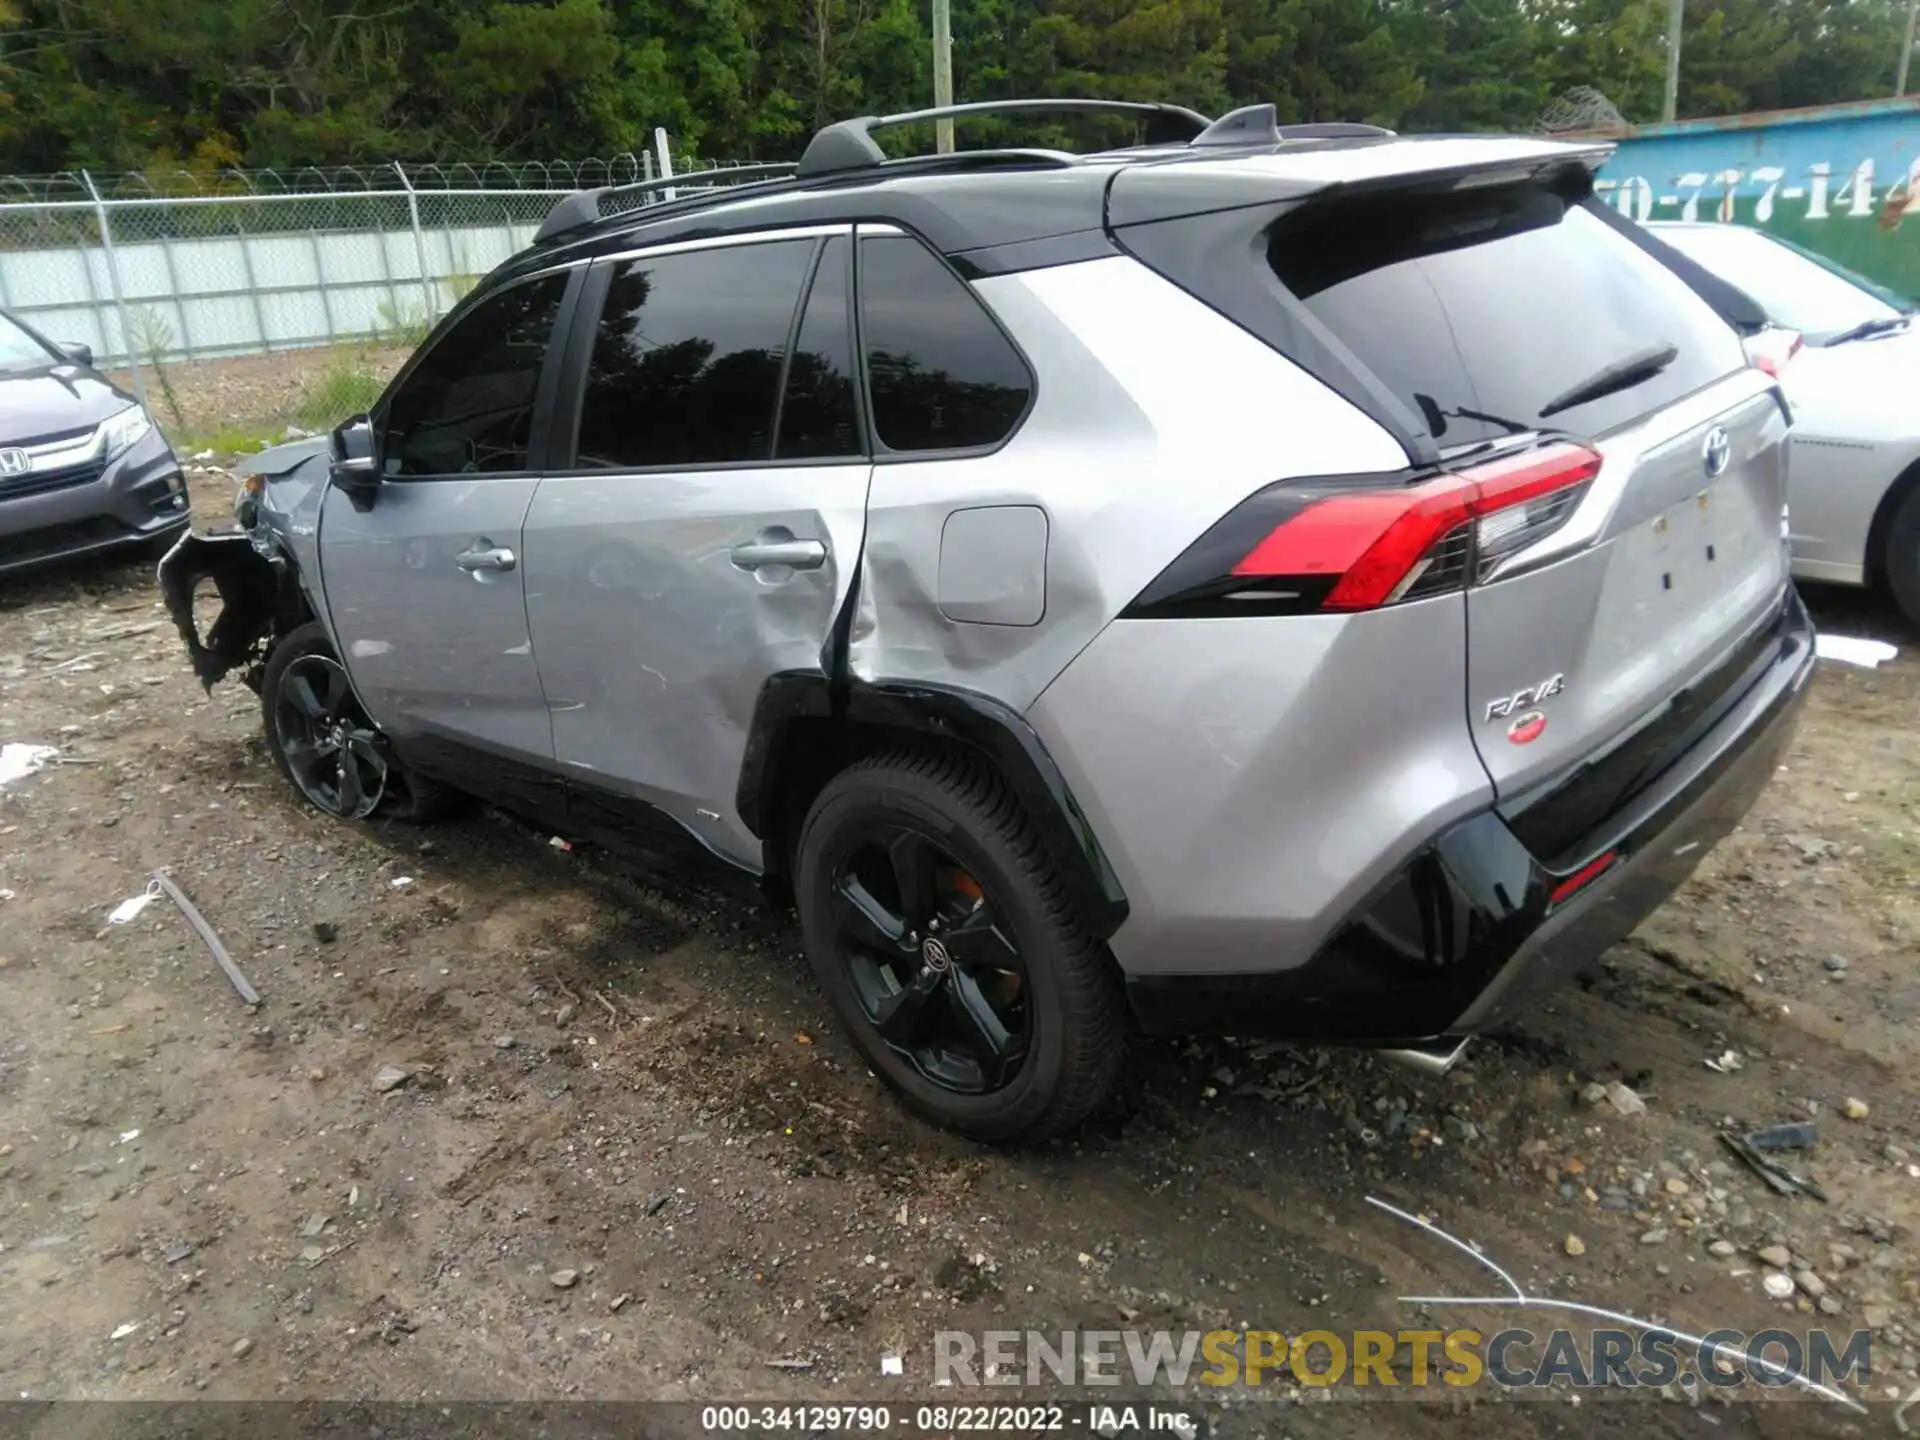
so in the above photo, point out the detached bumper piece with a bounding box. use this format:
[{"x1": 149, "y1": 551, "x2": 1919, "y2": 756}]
[
  {"x1": 157, "y1": 531, "x2": 284, "y2": 691},
  {"x1": 1128, "y1": 589, "x2": 1816, "y2": 1046}
]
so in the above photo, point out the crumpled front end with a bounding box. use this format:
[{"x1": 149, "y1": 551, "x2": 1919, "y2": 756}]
[
  {"x1": 158, "y1": 440, "x2": 330, "y2": 692},
  {"x1": 156, "y1": 529, "x2": 291, "y2": 693}
]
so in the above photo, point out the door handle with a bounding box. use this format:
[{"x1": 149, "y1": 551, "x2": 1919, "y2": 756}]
[
  {"x1": 455, "y1": 544, "x2": 517, "y2": 573},
  {"x1": 730, "y1": 538, "x2": 828, "y2": 571}
]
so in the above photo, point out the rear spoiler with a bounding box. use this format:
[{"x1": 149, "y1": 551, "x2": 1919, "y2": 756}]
[
  {"x1": 1582, "y1": 201, "x2": 1769, "y2": 336},
  {"x1": 1107, "y1": 138, "x2": 1613, "y2": 229}
]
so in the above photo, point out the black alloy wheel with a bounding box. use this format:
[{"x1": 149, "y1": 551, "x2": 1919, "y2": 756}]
[
  {"x1": 272, "y1": 652, "x2": 388, "y2": 819},
  {"x1": 830, "y1": 824, "x2": 1030, "y2": 1094}
]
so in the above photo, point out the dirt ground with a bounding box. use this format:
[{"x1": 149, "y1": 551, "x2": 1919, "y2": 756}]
[
  {"x1": 0, "y1": 464, "x2": 1915, "y2": 1438},
  {"x1": 103, "y1": 346, "x2": 411, "y2": 448}
]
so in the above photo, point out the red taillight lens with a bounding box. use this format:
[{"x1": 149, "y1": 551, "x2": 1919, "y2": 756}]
[
  {"x1": 1233, "y1": 441, "x2": 1602, "y2": 612},
  {"x1": 1752, "y1": 330, "x2": 1803, "y2": 378},
  {"x1": 1549, "y1": 849, "x2": 1619, "y2": 906}
]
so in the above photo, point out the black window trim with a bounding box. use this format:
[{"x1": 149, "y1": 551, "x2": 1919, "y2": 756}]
[
  {"x1": 543, "y1": 224, "x2": 873, "y2": 479},
  {"x1": 767, "y1": 239, "x2": 825, "y2": 460},
  {"x1": 370, "y1": 264, "x2": 586, "y2": 484},
  {"x1": 853, "y1": 223, "x2": 1040, "y2": 464},
  {"x1": 774, "y1": 231, "x2": 871, "y2": 461}
]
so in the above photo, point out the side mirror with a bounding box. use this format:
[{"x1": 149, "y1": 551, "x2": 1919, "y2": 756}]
[
  {"x1": 329, "y1": 413, "x2": 380, "y2": 493},
  {"x1": 58, "y1": 341, "x2": 93, "y2": 368}
]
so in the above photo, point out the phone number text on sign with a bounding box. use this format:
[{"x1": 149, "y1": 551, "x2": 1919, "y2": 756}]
[{"x1": 1596, "y1": 159, "x2": 1920, "y2": 225}]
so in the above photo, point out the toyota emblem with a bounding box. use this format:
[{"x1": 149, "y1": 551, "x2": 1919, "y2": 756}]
[
  {"x1": 1702, "y1": 426, "x2": 1731, "y2": 479},
  {"x1": 921, "y1": 936, "x2": 952, "y2": 972}
]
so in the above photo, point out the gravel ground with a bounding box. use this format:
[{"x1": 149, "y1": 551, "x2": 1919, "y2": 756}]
[{"x1": 0, "y1": 465, "x2": 1915, "y2": 1437}]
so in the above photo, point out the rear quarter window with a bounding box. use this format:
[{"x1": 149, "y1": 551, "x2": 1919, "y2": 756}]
[
  {"x1": 1268, "y1": 183, "x2": 1746, "y2": 450},
  {"x1": 858, "y1": 234, "x2": 1034, "y2": 453}
]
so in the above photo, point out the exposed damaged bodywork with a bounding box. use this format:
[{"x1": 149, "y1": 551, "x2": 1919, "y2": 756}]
[{"x1": 158, "y1": 531, "x2": 301, "y2": 692}]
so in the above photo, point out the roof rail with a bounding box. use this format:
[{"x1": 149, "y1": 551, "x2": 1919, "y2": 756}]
[
  {"x1": 796, "y1": 99, "x2": 1214, "y2": 178},
  {"x1": 533, "y1": 161, "x2": 799, "y2": 243},
  {"x1": 1191, "y1": 104, "x2": 1397, "y2": 147}
]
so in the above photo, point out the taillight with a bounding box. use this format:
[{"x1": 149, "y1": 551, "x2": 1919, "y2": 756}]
[
  {"x1": 1549, "y1": 849, "x2": 1619, "y2": 906},
  {"x1": 1126, "y1": 441, "x2": 1602, "y2": 619},
  {"x1": 1752, "y1": 331, "x2": 1803, "y2": 378}
]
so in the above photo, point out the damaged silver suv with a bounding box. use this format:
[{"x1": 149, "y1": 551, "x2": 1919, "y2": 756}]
[{"x1": 164, "y1": 99, "x2": 1815, "y2": 1141}]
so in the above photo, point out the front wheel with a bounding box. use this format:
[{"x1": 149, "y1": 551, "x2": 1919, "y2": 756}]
[
  {"x1": 260, "y1": 621, "x2": 453, "y2": 822},
  {"x1": 794, "y1": 750, "x2": 1126, "y2": 1143}
]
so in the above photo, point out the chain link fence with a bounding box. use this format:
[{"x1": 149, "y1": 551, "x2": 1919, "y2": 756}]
[{"x1": 0, "y1": 145, "x2": 761, "y2": 416}]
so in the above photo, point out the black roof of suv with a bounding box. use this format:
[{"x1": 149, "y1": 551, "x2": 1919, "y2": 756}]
[
  {"x1": 474, "y1": 97, "x2": 1760, "y2": 472},
  {"x1": 507, "y1": 101, "x2": 1421, "y2": 285}
]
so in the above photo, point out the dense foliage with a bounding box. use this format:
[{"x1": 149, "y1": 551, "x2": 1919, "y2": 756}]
[{"x1": 0, "y1": 0, "x2": 1911, "y2": 174}]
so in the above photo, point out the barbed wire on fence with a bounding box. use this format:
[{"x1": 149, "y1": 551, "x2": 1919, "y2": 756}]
[
  {"x1": 0, "y1": 153, "x2": 675, "y2": 205},
  {"x1": 0, "y1": 148, "x2": 775, "y2": 386},
  {"x1": 1537, "y1": 87, "x2": 1631, "y2": 136}
]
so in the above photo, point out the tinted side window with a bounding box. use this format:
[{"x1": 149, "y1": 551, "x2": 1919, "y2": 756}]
[
  {"x1": 574, "y1": 240, "x2": 814, "y2": 470},
  {"x1": 775, "y1": 237, "x2": 861, "y2": 460},
  {"x1": 382, "y1": 273, "x2": 566, "y2": 476},
  {"x1": 859, "y1": 235, "x2": 1032, "y2": 452}
]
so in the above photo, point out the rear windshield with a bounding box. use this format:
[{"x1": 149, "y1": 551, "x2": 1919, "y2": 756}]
[{"x1": 1269, "y1": 183, "x2": 1744, "y2": 450}]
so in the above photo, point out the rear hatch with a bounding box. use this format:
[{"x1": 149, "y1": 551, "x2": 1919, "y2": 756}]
[{"x1": 1120, "y1": 151, "x2": 1791, "y2": 864}]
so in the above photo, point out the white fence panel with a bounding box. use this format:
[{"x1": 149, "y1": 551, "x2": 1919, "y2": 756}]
[
  {"x1": 0, "y1": 158, "x2": 780, "y2": 386},
  {"x1": 0, "y1": 191, "x2": 570, "y2": 365}
]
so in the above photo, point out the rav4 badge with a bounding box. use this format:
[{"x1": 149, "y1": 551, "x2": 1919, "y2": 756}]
[{"x1": 1484, "y1": 673, "x2": 1566, "y2": 724}]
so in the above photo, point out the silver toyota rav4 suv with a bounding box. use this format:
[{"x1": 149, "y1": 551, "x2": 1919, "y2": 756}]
[{"x1": 162, "y1": 100, "x2": 1816, "y2": 1141}]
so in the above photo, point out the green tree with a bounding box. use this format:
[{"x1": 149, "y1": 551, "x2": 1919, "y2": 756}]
[
  {"x1": 2, "y1": 0, "x2": 1917, "y2": 175},
  {"x1": 1537, "y1": 0, "x2": 1671, "y2": 122},
  {"x1": 1400, "y1": 0, "x2": 1550, "y2": 132}
]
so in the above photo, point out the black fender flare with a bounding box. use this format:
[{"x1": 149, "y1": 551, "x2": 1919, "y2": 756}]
[{"x1": 736, "y1": 671, "x2": 1129, "y2": 939}]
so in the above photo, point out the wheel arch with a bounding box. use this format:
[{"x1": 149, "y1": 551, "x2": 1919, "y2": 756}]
[{"x1": 738, "y1": 671, "x2": 1129, "y2": 938}]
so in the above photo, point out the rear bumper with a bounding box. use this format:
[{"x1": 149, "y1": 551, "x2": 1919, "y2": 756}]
[
  {"x1": 0, "y1": 428, "x2": 190, "y2": 575},
  {"x1": 1126, "y1": 588, "x2": 1816, "y2": 1043}
]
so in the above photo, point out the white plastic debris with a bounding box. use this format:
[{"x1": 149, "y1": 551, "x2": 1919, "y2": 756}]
[
  {"x1": 0, "y1": 744, "x2": 59, "y2": 788},
  {"x1": 1815, "y1": 635, "x2": 1899, "y2": 669},
  {"x1": 107, "y1": 882, "x2": 161, "y2": 926},
  {"x1": 390, "y1": 876, "x2": 414, "y2": 889},
  {"x1": 1705, "y1": 1049, "x2": 1745, "y2": 1074},
  {"x1": 117, "y1": 1129, "x2": 140, "y2": 1145},
  {"x1": 109, "y1": 1322, "x2": 139, "y2": 1341},
  {"x1": 880, "y1": 1354, "x2": 904, "y2": 1377}
]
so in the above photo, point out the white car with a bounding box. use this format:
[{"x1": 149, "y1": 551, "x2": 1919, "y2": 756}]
[{"x1": 1649, "y1": 221, "x2": 1920, "y2": 625}]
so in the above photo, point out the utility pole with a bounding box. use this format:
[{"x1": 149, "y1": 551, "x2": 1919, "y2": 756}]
[
  {"x1": 1662, "y1": 0, "x2": 1684, "y2": 122},
  {"x1": 932, "y1": 0, "x2": 955, "y2": 152},
  {"x1": 1898, "y1": 0, "x2": 1917, "y2": 97}
]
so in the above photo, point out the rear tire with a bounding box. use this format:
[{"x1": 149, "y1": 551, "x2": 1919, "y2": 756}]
[
  {"x1": 260, "y1": 621, "x2": 455, "y2": 823},
  {"x1": 1882, "y1": 483, "x2": 1920, "y2": 631},
  {"x1": 794, "y1": 749, "x2": 1126, "y2": 1143}
]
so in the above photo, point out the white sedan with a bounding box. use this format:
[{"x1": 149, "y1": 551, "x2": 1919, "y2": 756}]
[{"x1": 1649, "y1": 221, "x2": 1920, "y2": 625}]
